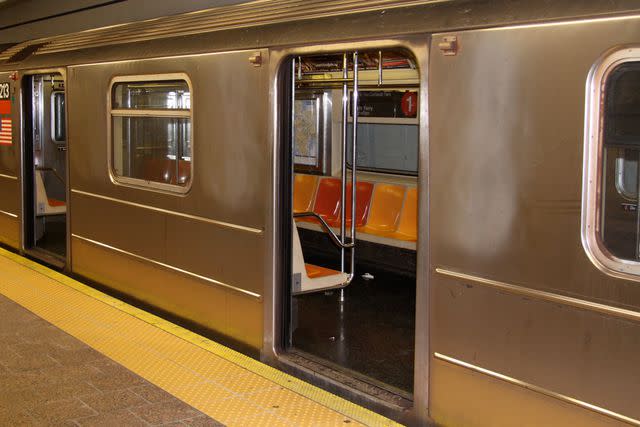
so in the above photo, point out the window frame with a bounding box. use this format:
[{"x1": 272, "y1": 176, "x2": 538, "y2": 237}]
[
  {"x1": 107, "y1": 73, "x2": 194, "y2": 194},
  {"x1": 582, "y1": 46, "x2": 640, "y2": 280}
]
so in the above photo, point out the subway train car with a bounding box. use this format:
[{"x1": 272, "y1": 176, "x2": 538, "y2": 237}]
[{"x1": 1, "y1": 1, "x2": 640, "y2": 425}]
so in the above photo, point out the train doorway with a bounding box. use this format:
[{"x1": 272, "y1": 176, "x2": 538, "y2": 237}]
[
  {"x1": 22, "y1": 72, "x2": 68, "y2": 267},
  {"x1": 281, "y1": 49, "x2": 419, "y2": 408}
]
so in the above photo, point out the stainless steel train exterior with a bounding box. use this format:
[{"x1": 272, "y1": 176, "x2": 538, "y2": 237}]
[{"x1": 1, "y1": 1, "x2": 640, "y2": 425}]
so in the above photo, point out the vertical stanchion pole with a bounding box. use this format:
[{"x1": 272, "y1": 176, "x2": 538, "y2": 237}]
[
  {"x1": 340, "y1": 53, "x2": 348, "y2": 274},
  {"x1": 289, "y1": 57, "x2": 297, "y2": 345},
  {"x1": 291, "y1": 56, "x2": 297, "y2": 210},
  {"x1": 350, "y1": 50, "x2": 359, "y2": 278},
  {"x1": 378, "y1": 50, "x2": 383, "y2": 86},
  {"x1": 341, "y1": 51, "x2": 359, "y2": 303},
  {"x1": 636, "y1": 154, "x2": 640, "y2": 260}
]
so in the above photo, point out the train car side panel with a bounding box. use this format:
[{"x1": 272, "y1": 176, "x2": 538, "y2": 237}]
[
  {"x1": 0, "y1": 73, "x2": 20, "y2": 249},
  {"x1": 67, "y1": 50, "x2": 269, "y2": 350},
  {"x1": 430, "y1": 355, "x2": 623, "y2": 427},
  {"x1": 429, "y1": 15, "x2": 640, "y2": 423}
]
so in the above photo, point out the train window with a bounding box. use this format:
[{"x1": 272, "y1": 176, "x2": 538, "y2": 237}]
[
  {"x1": 51, "y1": 91, "x2": 66, "y2": 142},
  {"x1": 600, "y1": 63, "x2": 640, "y2": 260},
  {"x1": 583, "y1": 51, "x2": 640, "y2": 279},
  {"x1": 346, "y1": 90, "x2": 419, "y2": 176},
  {"x1": 615, "y1": 149, "x2": 639, "y2": 200},
  {"x1": 347, "y1": 122, "x2": 418, "y2": 175},
  {"x1": 110, "y1": 76, "x2": 192, "y2": 191},
  {"x1": 294, "y1": 91, "x2": 331, "y2": 175}
]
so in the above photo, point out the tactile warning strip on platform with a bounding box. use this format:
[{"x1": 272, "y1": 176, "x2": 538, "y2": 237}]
[{"x1": 0, "y1": 247, "x2": 402, "y2": 427}]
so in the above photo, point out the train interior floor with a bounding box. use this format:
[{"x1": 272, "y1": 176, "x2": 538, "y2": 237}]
[
  {"x1": 0, "y1": 247, "x2": 400, "y2": 427},
  {"x1": 35, "y1": 216, "x2": 66, "y2": 257},
  {"x1": 292, "y1": 237, "x2": 416, "y2": 398}
]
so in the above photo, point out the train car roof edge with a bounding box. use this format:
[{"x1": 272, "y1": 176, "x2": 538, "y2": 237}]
[{"x1": 1, "y1": 0, "x2": 640, "y2": 70}]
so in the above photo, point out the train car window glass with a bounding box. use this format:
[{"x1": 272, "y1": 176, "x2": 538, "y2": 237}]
[
  {"x1": 294, "y1": 91, "x2": 331, "y2": 175},
  {"x1": 600, "y1": 63, "x2": 640, "y2": 261},
  {"x1": 52, "y1": 91, "x2": 66, "y2": 142},
  {"x1": 583, "y1": 51, "x2": 640, "y2": 280},
  {"x1": 346, "y1": 122, "x2": 418, "y2": 175},
  {"x1": 110, "y1": 77, "x2": 192, "y2": 191},
  {"x1": 615, "y1": 148, "x2": 639, "y2": 200},
  {"x1": 346, "y1": 89, "x2": 419, "y2": 176}
]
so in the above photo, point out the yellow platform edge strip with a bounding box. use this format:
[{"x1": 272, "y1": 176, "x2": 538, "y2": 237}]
[{"x1": 0, "y1": 247, "x2": 402, "y2": 427}]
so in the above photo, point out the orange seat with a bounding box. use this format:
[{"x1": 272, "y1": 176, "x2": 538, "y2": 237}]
[
  {"x1": 47, "y1": 198, "x2": 66, "y2": 208},
  {"x1": 358, "y1": 184, "x2": 406, "y2": 234},
  {"x1": 293, "y1": 174, "x2": 318, "y2": 213},
  {"x1": 142, "y1": 158, "x2": 191, "y2": 185},
  {"x1": 305, "y1": 263, "x2": 341, "y2": 279},
  {"x1": 390, "y1": 187, "x2": 418, "y2": 241},
  {"x1": 327, "y1": 181, "x2": 374, "y2": 228},
  {"x1": 302, "y1": 177, "x2": 342, "y2": 224},
  {"x1": 177, "y1": 160, "x2": 191, "y2": 185},
  {"x1": 142, "y1": 158, "x2": 173, "y2": 184},
  {"x1": 35, "y1": 171, "x2": 66, "y2": 216},
  {"x1": 292, "y1": 219, "x2": 348, "y2": 294}
]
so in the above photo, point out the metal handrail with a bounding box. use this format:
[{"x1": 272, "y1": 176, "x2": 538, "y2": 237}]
[
  {"x1": 340, "y1": 52, "x2": 348, "y2": 274},
  {"x1": 293, "y1": 212, "x2": 354, "y2": 249},
  {"x1": 346, "y1": 50, "x2": 359, "y2": 287},
  {"x1": 35, "y1": 166, "x2": 65, "y2": 186},
  {"x1": 293, "y1": 50, "x2": 361, "y2": 298},
  {"x1": 296, "y1": 80, "x2": 418, "y2": 89}
]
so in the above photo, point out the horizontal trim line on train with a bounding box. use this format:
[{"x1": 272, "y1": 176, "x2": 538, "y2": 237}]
[
  {"x1": 71, "y1": 189, "x2": 263, "y2": 235},
  {"x1": 0, "y1": 209, "x2": 17, "y2": 218},
  {"x1": 435, "y1": 267, "x2": 640, "y2": 323},
  {"x1": 3, "y1": 0, "x2": 439, "y2": 58},
  {"x1": 0, "y1": 173, "x2": 18, "y2": 181},
  {"x1": 72, "y1": 234, "x2": 261, "y2": 299},
  {"x1": 434, "y1": 352, "x2": 640, "y2": 426}
]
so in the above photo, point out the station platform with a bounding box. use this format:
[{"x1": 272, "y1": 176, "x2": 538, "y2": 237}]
[{"x1": 0, "y1": 247, "x2": 400, "y2": 426}]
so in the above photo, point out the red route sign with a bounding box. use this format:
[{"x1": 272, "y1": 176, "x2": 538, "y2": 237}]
[
  {"x1": 401, "y1": 91, "x2": 417, "y2": 118},
  {"x1": 0, "y1": 100, "x2": 10, "y2": 115}
]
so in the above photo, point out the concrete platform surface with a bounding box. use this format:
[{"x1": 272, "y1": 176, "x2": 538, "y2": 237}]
[
  {"x1": 0, "y1": 247, "x2": 400, "y2": 427},
  {"x1": 0, "y1": 294, "x2": 221, "y2": 426}
]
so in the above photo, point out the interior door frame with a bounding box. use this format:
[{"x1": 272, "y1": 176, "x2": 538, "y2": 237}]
[
  {"x1": 19, "y1": 67, "x2": 70, "y2": 270},
  {"x1": 263, "y1": 35, "x2": 431, "y2": 425}
]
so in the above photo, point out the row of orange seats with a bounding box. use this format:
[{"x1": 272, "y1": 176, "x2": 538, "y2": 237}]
[
  {"x1": 294, "y1": 174, "x2": 417, "y2": 242},
  {"x1": 142, "y1": 158, "x2": 191, "y2": 185}
]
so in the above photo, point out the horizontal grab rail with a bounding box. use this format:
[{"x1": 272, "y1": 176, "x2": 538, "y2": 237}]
[
  {"x1": 293, "y1": 212, "x2": 355, "y2": 249},
  {"x1": 296, "y1": 79, "x2": 419, "y2": 89},
  {"x1": 35, "y1": 166, "x2": 65, "y2": 186}
]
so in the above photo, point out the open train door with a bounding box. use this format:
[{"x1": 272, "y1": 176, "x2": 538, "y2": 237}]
[
  {"x1": 277, "y1": 46, "x2": 423, "y2": 419},
  {"x1": 22, "y1": 71, "x2": 68, "y2": 268}
]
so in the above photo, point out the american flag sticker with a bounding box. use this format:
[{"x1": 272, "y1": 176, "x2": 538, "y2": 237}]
[
  {"x1": 0, "y1": 117, "x2": 11, "y2": 145},
  {"x1": 0, "y1": 82, "x2": 11, "y2": 145}
]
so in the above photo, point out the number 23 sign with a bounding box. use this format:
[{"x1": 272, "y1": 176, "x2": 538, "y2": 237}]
[{"x1": 0, "y1": 83, "x2": 9, "y2": 100}]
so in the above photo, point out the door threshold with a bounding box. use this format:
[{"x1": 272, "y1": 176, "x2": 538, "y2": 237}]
[
  {"x1": 278, "y1": 349, "x2": 412, "y2": 421},
  {"x1": 24, "y1": 248, "x2": 65, "y2": 270}
]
